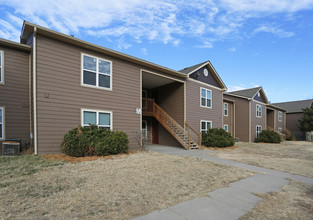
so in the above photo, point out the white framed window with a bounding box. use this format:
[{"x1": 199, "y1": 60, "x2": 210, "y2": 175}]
[
  {"x1": 82, "y1": 54, "x2": 112, "y2": 90},
  {"x1": 82, "y1": 109, "x2": 112, "y2": 130},
  {"x1": 200, "y1": 88, "x2": 212, "y2": 108},
  {"x1": 256, "y1": 104, "x2": 262, "y2": 118},
  {"x1": 278, "y1": 111, "x2": 282, "y2": 122},
  {"x1": 200, "y1": 120, "x2": 212, "y2": 133},
  {"x1": 278, "y1": 127, "x2": 282, "y2": 133},
  {"x1": 0, "y1": 107, "x2": 4, "y2": 139},
  {"x1": 224, "y1": 124, "x2": 228, "y2": 132},
  {"x1": 224, "y1": 103, "x2": 228, "y2": 116},
  {"x1": 256, "y1": 125, "x2": 262, "y2": 138},
  {"x1": 0, "y1": 51, "x2": 3, "y2": 84}
]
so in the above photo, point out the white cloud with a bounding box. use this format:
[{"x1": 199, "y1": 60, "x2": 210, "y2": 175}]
[
  {"x1": 229, "y1": 47, "x2": 236, "y2": 52},
  {"x1": 0, "y1": 0, "x2": 310, "y2": 47},
  {"x1": 227, "y1": 85, "x2": 247, "y2": 92},
  {"x1": 253, "y1": 25, "x2": 295, "y2": 38},
  {"x1": 141, "y1": 48, "x2": 148, "y2": 55}
]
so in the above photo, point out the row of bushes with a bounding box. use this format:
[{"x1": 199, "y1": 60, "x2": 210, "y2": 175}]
[
  {"x1": 61, "y1": 125, "x2": 128, "y2": 157},
  {"x1": 255, "y1": 130, "x2": 281, "y2": 143}
]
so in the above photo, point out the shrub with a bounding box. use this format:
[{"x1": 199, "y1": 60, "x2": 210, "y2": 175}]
[
  {"x1": 255, "y1": 130, "x2": 281, "y2": 143},
  {"x1": 61, "y1": 125, "x2": 129, "y2": 157},
  {"x1": 202, "y1": 128, "x2": 235, "y2": 148},
  {"x1": 281, "y1": 129, "x2": 296, "y2": 141}
]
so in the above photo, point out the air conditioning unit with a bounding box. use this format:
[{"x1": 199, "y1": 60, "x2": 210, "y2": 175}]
[{"x1": 2, "y1": 142, "x2": 20, "y2": 156}]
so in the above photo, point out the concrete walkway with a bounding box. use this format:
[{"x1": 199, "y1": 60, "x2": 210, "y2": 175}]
[{"x1": 133, "y1": 145, "x2": 313, "y2": 220}]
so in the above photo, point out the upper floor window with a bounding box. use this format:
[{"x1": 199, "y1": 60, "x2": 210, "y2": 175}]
[
  {"x1": 256, "y1": 125, "x2": 262, "y2": 138},
  {"x1": 82, "y1": 54, "x2": 112, "y2": 90},
  {"x1": 201, "y1": 88, "x2": 212, "y2": 108},
  {"x1": 224, "y1": 103, "x2": 228, "y2": 116},
  {"x1": 201, "y1": 120, "x2": 212, "y2": 133},
  {"x1": 278, "y1": 111, "x2": 282, "y2": 122},
  {"x1": 256, "y1": 104, "x2": 262, "y2": 118},
  {"x1": 0, "y1": 107, "x2": 4, "y2": 139},
  {"x1": 82, "y1": 109, "x2": 112, "y2": 130},
  {"x1": 0, "y1": 51, "x2": 3, "y2": 84}
]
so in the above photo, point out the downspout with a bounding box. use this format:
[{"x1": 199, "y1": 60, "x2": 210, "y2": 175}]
[
  {"x1": 33, "y1": 27, "x2": 38, "y2": 155},
  {"x1": 249, "y1": 100, "x2": 251, "y2": 142},
  {"x1": 28, "y1": 52, "x2": 32, "y2": 148},
  {"x1": 233, "y1": 102, "x2": 236, "y2": 138}
]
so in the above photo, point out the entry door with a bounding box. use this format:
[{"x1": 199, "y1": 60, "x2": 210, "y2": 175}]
[{"x1": 152, "y1": 119, "x2": 159, "y2": 144}]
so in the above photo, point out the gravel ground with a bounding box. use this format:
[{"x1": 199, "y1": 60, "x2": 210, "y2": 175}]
[
  {"x1": 240, "y1": 181, "x2": 313, "y2": 220},
  {"x1": 0, "y1": 152, "x2": 252, "y2": 220},
  {"x1": 208, "y1": 141, "x2": 313, "y2": 177}
]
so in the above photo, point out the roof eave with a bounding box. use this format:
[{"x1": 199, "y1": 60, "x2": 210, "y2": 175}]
[{"x1": 0, "y1": 38, "x2": 31, "y2": 52}]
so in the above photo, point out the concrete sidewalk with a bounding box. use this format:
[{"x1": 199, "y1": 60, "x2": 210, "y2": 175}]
[{"x1": 133, "y1": 145, "x2": 313, "y2": 220}]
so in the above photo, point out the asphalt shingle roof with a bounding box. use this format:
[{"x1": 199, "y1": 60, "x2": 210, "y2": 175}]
[
  {"x1": 272, "y1": 99, "x2": 313, "y2": 113},
  {"x1": 178, "y1": 60, "x2": 210, "y2": 74},
  {"x1": 226, "y1": 87, "x2": 262, "y2": 99}
]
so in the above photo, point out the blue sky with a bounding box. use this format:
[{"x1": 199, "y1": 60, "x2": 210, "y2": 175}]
[{"x1": 0, "y1": 0, "x2": 312, "y2": 103}]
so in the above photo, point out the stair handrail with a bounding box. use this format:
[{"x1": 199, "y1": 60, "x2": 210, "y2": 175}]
[{"x1": 185, "y1": 121, "x2": 201, "y2": 147}]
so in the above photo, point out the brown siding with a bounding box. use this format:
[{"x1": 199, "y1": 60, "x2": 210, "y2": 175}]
[
  {"x1": 275, "y1": 110, "x2": 285, "y2": 131},
  {"x1": 286, "y1": 112, "x2": 302, "y2": 132},
  {"x1": 267, "y1": 109, "x2": 274, "y2": 129},
  {"x1": 223, "y1": 100, "x2": 234, "y2": 136},
  {"x1": 224, "y1": 94, "x2": 250, "y2": 142},
  {"x1": 186, "y1": 79, "x2": 223, "y2": 133},
  {"x1": 0, "y1": 45, "x2": 30, "y2": 148},
  {"x1": 35, "y1": 35, "x2": 144, "y2": 153},
  {"x1": 251, "y1": 101, "x2": 267, "y2": 141}
]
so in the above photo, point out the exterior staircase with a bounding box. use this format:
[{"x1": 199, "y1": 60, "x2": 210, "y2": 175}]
[{"x1": 153, "y1": 102, "x2": 200, "y2": 150}]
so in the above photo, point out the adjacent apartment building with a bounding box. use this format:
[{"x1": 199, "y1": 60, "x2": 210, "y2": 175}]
[
  {"x1": 1, "y1": 21, "x2": 228, "y2": 154},
  {"x1": 223, "y1": 87, "x2": 286, "y2": 142}
]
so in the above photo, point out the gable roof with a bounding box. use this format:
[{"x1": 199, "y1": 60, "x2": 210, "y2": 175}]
[
  {"x1": 179, "y1": 60, "x2": 227, "y2": 90},
  {"x1": 272, "y1": 99, "x2": 313, "y2": 113},
  {"x1": 226, "y1": 87, "x2": 269, "y2": 104},
  {"x1": 20, "y1": 21, "x2": 186, "y2": 79},
  {"x1": 0, "y1": 38, "x2": 31, "y2": 52}
]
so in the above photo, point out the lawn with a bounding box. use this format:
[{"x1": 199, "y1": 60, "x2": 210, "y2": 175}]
[
  {"x1": 0, "y1": 152, "x2": 252, "y2": 219},
  {"x1": 208, "y1": 141, "x2": 313, "y2": 178}
]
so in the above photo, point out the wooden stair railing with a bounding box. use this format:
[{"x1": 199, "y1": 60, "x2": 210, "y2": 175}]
[
  {"x1": 153, "y1": 102, "x2": 199, "y2": 149},
  {"x1": 185, "y1": 121, "x2": 202, "y2": 147}
]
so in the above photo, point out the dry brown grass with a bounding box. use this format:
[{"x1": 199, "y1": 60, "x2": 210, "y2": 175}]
[
  {"x1": 209, "y1": 141, "x2": 313, "y2": 177},
  {"x1": 0, "y1": 152, "x2": 252, "y2": 220},
  {"x1": 240, "y1": 181, "x2": 313, "y2": 220}
]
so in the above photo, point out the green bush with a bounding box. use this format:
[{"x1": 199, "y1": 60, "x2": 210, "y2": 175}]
[
  {"x1": 202, "y1": 128, "x2": 235, "y2": 148},
  {"x1": 255, "y1": 130, "x2": 281, "y2": 143},
  {"x1": 61, "y1": 125, "x2": 129, "y2": 157},
  {"x1": 281, "y1": 129, "x2": 296, "y2": 141}
]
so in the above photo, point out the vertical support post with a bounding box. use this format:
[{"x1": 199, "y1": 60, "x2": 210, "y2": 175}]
[{"x1": 188, "y1": 131, "x2": 191, "y2": 149}]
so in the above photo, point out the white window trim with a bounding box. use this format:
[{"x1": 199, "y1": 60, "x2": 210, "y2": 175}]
[
  {"x1": 200, "y1": 120, "x2": 212, "y2": 132},
  {"x1": 224, "y1": 124, "x2": 229, "y2": 132},
  {"x1": 81, "y1": 108, "x2": 113, "y2": 130},
  {"x1": 0, "y1": 107, "x2": 4, "y2": 140},
  {"x1": 200, "y1": 87, "x2": 212, "y2": 109},
  {"x1": 81, "y1": 53, "x2": 113, "y2": 91},
  {"x1": 256, "y1": 104, "x2": 262, "y2": 118},
  {"x1": 0, "y1": 50, "x2": 4, "y2": 84},
  {"x1": 278, "y1": 111, "x2": 282, "y2": 122},
  {"x1": 256, "y1": 125, "x2": 262, "y2": 138},
  {"x1": 224, "y1": 103, "x2": 228, "y2": 116}
]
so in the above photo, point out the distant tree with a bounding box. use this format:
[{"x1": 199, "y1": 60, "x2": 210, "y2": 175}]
[{"x1": 298, "y1": 105, "x2": 313, "y2": 132}]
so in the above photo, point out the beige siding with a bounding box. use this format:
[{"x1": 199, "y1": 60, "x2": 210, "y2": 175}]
[
  {"x1": 223, "y1": 100, "x2": 234, "y2": 136},
  {"x1": 186, "y1": 79, "x2": 223, "y2": 132},
  {"x1": 0, "y1": 45, "x2": 30, "y2": 148},
  {"x1": 36, "y1": 35, "x2": 143, "y2": 153},
  {"x1": 275, "y1": 110, "x2": 285, "y2": 130},
  {"x1": 286, "y1": 112, "x2": 302, "y2": 132},
  {"x1": 267, "y1": 109, "x2": 274, "y2": 129},
  {"x1": 251, "y1": 101, "x2": 267, "y2": 141}
]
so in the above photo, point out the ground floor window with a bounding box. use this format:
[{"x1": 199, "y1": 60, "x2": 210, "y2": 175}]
[
  {"x1": 82, "y1": 109, "x2": 112, "y2": 129},
  {"x1": 256, "y1": 125, "x2": 262, "y2": 138},
  {"x1": 201, "y1": 120, "x2": 212, "y2": 133},
  {"x1": 0, "y1": 107, "x2": 3, "y2": 139},
  {"x1": 278, "y1": 127, "x2": 282, "y2": 133},
  {"x1": 142, "y1": 120, "x2": 147, "y2": 138},
  {"x1": 224, "y1": 124, "x2": 228, "y2": 132}
]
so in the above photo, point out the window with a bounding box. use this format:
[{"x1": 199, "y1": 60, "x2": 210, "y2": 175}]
[
  {"x1": 0, "y1": 51, "x2": 3, "y2": 84},
  {"x1": 0, "y1": 107, "x2": 3, "y2": 139},
  {"x1": 278, "y1": 127, "x2": 282, "y2": 133},
  {"x1": 278, "y1": 111, "x2": 282, "y2": 122},
  {"x1": 256, "y1": 125, "x2": 262, "y2": 138},
  {"x1": 224, "y1": 103, "x2": 228, "y2": 116},
  {"x1": 82, "y1": 54, "x2": 112, "y2": 89},
  {"x1": 201, "y1": 120, "x2": 212, "y2": 133},
  {"x1": 82, "y1": 109, "x2": 112, "y2": 129},
  {"x1": 224, "y1": 124, "x2": 228, "y2": 132},
  {"x1": 142, "y1": 120, "x2": 147, "y2": 138},
  {"x1": 200, "y1": 88, "x2": 212, "y2": 108},
  {"x1": 256, "y1": 104, "x2": 262, "y2": 118}
]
